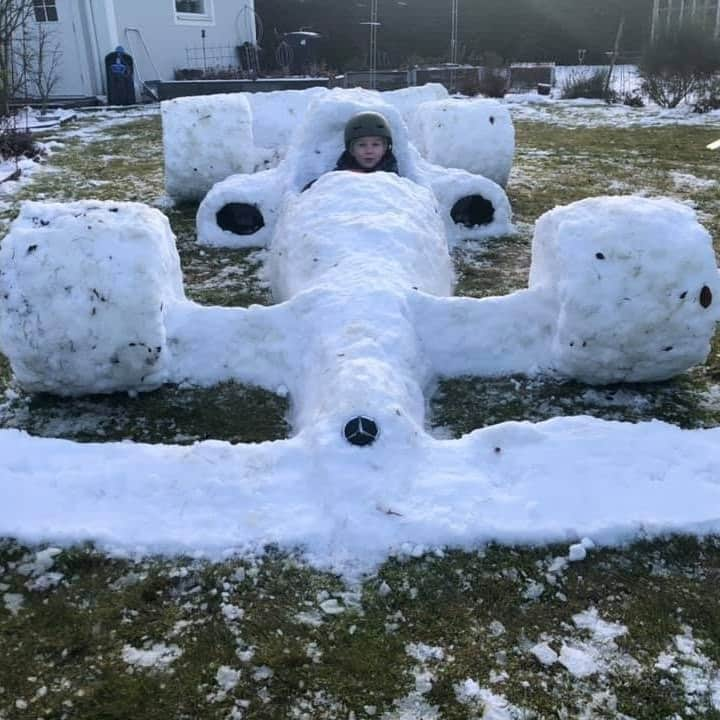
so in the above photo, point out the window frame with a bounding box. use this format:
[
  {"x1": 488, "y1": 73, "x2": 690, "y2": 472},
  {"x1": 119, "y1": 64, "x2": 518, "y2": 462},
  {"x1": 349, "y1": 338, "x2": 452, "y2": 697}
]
[
  {"x1": 173, "y1": 0, "x2": 215, "y2": 26},
  {"x1": 33, "y1": 0, "x2": 58, "y2": 23}
]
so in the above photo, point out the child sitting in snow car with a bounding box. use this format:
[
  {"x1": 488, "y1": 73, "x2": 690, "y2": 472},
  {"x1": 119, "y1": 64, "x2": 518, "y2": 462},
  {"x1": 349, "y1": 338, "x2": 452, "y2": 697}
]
[
  {"x1": 303, "y1": 111, "x2": 399, "y2": 190},
  {"x1": 335, "y1": 111, "x2": 399, "y2": 174}
]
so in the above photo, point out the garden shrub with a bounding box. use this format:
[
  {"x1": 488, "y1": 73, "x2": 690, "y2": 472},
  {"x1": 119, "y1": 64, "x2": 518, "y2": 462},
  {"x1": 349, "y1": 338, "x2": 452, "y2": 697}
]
[
  {"x1": 561, "y1": 68, "x2": 615, "y2": 101},
  {"x1": 456, "y1": 52, "x2": 509, "y2": 98},
  {"x1": 477, "y1": 67, "x2": 509, "y2": 98},
  {"x1": 623, "y1": 91, "x2": 645, "y2": 108},
  {"x1": 639, "y1": 24, "x2": 720, "y2": 108},
  {"x1": 0, "y1": 127, "x2": 38, "y2": 160},
  {"x1": 458, "y1": 68, "x2": 509, "y2": 98},
  {"x1": 692, "y1": 78, "x2": 720, "y2": 113},
  {"x1": 456, "y1": 73, "x2": 481, "y2": 97}
]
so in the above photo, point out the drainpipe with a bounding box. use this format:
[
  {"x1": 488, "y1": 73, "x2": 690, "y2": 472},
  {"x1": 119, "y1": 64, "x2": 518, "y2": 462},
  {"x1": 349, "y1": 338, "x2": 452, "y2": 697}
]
[
  {"x1": 99, "y1": 0, "x2": 120, "y2": 95},
  {"x1": 104, "y1": 0, "x2": 120, "y2": 50},
  {"x1": 651, "y1": 0, "x2": 659, "y2": 41},
  {"x1": 83, "y1": 0, "x2": 102, "y2": 94}
]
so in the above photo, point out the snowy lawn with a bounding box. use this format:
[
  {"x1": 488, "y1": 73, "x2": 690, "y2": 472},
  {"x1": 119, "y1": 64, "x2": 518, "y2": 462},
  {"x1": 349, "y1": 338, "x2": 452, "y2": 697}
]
[
  {"x1": 0, "y1": 101, "x2": 719, "y2": 718},
  {"x1": 2, "y1": 537, "x2": 719, "y2": 719}
]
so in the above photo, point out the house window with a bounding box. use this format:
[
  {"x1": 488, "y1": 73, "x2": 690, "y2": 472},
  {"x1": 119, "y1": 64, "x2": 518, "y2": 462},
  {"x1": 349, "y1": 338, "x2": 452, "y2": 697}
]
[
  {"x1": 174, "y1": 0, "x2": 214, "y2": 23},
  {"x1": 33, "y1": 0, "x2": 58, "y2": 22}
]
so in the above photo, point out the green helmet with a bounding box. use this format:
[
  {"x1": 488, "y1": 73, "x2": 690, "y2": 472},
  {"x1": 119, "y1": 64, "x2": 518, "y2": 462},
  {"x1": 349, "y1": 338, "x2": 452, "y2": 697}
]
[{"x1": 344, "y1": 111, "x2": 393, "y2": 150}]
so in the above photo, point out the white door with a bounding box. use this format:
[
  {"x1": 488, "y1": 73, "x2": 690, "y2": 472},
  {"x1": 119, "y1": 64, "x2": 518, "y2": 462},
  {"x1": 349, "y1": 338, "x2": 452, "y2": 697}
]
[{"x1": 30, "y1": 0, "x2": 94, "y2": 97}]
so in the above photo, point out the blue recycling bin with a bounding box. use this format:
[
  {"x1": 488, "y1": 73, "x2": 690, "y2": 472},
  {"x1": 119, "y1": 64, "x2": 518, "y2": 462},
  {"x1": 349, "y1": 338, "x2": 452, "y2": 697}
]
[{"x1": 105, "y1": 46, "x2": 135, "y2": 105}]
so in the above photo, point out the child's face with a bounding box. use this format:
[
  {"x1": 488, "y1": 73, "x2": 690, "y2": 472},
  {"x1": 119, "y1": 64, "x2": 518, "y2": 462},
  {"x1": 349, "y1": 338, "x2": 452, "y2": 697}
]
[{"x1": 350, "y1": 136, "x2": 388, "y2": 169}]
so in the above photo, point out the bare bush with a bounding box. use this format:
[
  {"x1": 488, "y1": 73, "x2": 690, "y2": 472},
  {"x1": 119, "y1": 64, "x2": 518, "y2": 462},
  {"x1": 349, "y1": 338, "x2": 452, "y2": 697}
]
[
  {"x1": 29, "y1": 21, "x2": 61, "y2": 109},
  {"x1": 561, "y1": 68, "x2": 616, "y2": 101},
  {"x1": 692, "y1": 78, "x2": 720, "y2": 113},
  {"x1": 0, "y1": 0, "x2": 35, "y2": 116},
  {"x1": 639, "y1": 24, "x2": 720, "y2": 108},
  {"x1": 622, "y1": 90, "x2": 645, "y2": 108},
  {"x1": 0, "y1": 111, "x2": 40, "y2": 166},
  {"x1": 477, "y1": 68, "x2": 508, "y2": 98},
  {"x1": 456, "y1": 51, "x2": 508, "y2": 98}
]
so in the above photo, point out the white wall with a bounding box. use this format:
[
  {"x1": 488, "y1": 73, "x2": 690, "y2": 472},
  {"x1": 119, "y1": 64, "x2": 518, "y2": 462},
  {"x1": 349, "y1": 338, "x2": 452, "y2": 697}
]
[
  {"x1": 19, "y1": 1, "x2": 95, "y2": 98},
  {"x1": 20, "y1": 0, "x2": 256, "y2": 100},
  {"x1": 112, "y1": 0, "x2": 257, "y2": 84}
]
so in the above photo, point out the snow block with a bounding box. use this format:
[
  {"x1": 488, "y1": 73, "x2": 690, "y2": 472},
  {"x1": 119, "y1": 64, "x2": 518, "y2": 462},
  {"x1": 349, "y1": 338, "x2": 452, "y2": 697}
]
[
  {"x1": 162, "y1": 93, "x2": 256, "y2": 202},
  {"x1": 411, "y1": 98, "x2": 515, "y2": 187},
  {"x1": 529, "y1": 196, "x2": 720, "y2": 383},
  {"x1": 0, "y1": 201, "x2": 185, "y2": 395},
  {"x1": 380, "y1": 83, "x2": 449, "y2": 128},
  {"x1": 245, "y1": 86, "x2": 329, "y2": 152}
]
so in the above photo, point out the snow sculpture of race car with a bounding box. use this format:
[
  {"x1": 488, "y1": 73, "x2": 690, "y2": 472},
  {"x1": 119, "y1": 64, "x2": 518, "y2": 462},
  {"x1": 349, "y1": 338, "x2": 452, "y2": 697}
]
[
  {"x1": 161, "y1": 83, "x2": 514, "y2": 202},
  {"x1": 195, "y1": 88, "x2": 513, "y2": 248},
  {"x1": 1, "y1": 186, "x2": 718, "y2": 446}
]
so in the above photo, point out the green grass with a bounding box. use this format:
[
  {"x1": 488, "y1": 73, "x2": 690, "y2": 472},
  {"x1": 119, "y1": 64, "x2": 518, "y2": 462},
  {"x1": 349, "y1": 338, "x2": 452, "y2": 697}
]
[{"x1": 2, "y1": 537, "x2": 719, "y2": 718}]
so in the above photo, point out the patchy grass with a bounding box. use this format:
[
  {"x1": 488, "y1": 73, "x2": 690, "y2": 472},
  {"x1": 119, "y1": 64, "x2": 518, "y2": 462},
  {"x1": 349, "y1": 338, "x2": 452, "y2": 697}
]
[
  {"x1": 2, "y1": 536, "x2": 719, "y2": 718},
  {"x1": 0, "y1": 382, "x2": 288, "y2": 444}
]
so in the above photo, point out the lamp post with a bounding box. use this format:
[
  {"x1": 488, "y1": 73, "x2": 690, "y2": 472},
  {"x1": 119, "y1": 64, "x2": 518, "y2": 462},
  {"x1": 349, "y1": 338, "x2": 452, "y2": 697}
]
[
  {"x1": 360, "y1": 0, "x2": 380, "y2": 89},
  {"x1": 450, "y1": 0, "x2": 459, "y2": 64},
  {"x1": 449, "y1": 0, "x2": 459, "y2": 92}
]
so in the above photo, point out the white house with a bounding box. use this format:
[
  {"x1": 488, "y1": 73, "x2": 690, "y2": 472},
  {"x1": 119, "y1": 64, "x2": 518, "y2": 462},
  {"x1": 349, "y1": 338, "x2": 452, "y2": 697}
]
[{"x1": 24, "y1": 0, "x2": 257, "y2": 101}]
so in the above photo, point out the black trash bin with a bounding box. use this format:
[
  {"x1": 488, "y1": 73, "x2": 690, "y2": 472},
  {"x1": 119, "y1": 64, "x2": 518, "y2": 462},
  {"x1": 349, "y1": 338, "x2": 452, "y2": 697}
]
[
  {"x1": 105, "y1": 46, "x2": 136, "y2": 105},
  {"x1": 537, "y1": 82, "x2": 552, "y2": 96}
]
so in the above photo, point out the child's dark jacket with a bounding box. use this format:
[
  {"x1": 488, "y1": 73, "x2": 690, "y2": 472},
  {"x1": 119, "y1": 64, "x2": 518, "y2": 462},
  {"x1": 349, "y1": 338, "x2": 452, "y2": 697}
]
[{"x1": 302, "y1": 150, "x2": 400, "y2": 191}]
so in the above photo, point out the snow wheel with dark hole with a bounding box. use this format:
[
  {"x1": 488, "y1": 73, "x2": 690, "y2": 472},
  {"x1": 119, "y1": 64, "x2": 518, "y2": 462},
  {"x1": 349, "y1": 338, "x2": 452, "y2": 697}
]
[
  {"x1": 450, "y1": 194, "x2": 495, "y2": 228},
  {"x1": 216, "y1": 203, "x2": 265, "y2": 235}
]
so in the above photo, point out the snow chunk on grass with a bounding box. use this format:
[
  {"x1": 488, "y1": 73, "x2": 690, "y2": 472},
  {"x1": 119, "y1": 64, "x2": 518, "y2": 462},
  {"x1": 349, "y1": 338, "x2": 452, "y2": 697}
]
[
  {"x1": 207, "y1": 665, "x2": 242, "y2": 703},
  {"x1": 121, "y1": 642, "x2": 182, "y2": 671},
  {"x1": 554, "y1": 608, "x2": 631, "y2": 678},
  {"x1": 572, "y1": 607, "x2": 627, "y2": 643},
  {"x1": 221, "y1": 603, "x2": 244, "y2": 621},
  {"x1": 25, "y1": 571, "x2": 64, "y2": 592},
  {"x1": 455, "y1": 680, "x2": 526, "y2": 719},
  {"x1": 17, "y1": 547, "x2": 61, "y2": 577},
  {"x1": 293, "y1": 610, "x2": 325, "y2": 626},
  {"x1": 670, "y1": 171, "x2": 718, "y2": 190},
  {"x1": 558, "y1": 643, "x2": 599, "y2": 678},
  {"x1": 406, "y1": 643, "x2": 445, "y2": 663},
  {"x1": 3, "y1": 592, "x2": 24, "y2": 615},
  {"x1": 530, "y1": 641, "x2": 558, "y2": 666},
  {"x1": 319, "y1": 598, "x2": 345, "y2": 615},
  {"x1": 657, "y1": 627, "x2": 720, "y2": 711}
]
